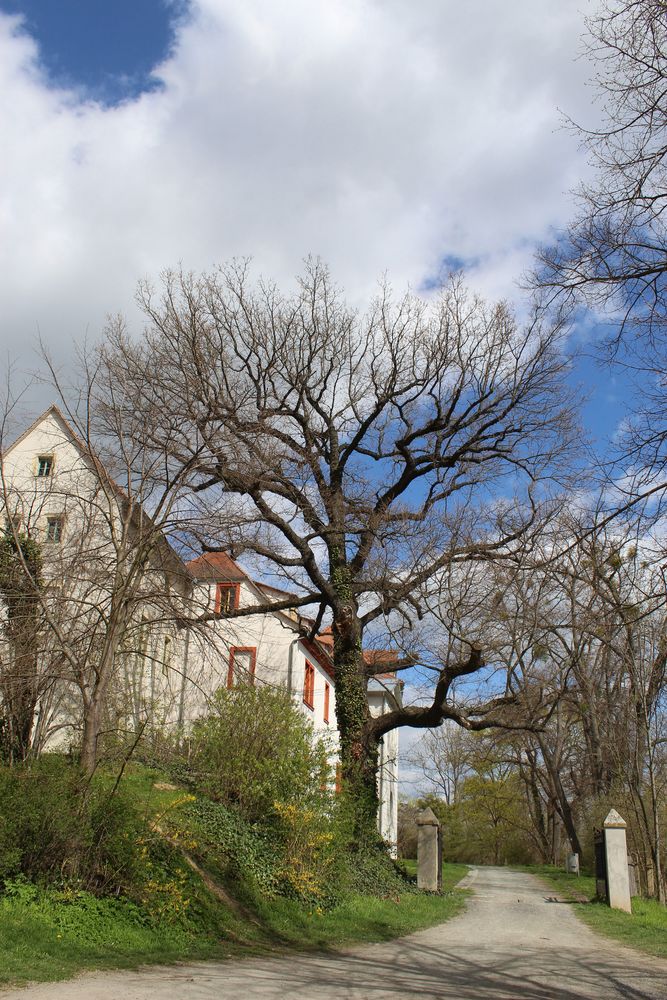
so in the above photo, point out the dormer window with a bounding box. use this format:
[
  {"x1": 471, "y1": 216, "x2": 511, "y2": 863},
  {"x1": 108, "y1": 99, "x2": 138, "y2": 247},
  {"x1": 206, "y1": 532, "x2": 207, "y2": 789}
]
[
  {"x1": 36, "y1": 456, "x2": 53, "y2": 478},
  {"x1": 46, "y1": 516, "x2": 63, "y2": 543},
  {"x1": 215, "y1": 582, "x2": 240, "y2": 614}
]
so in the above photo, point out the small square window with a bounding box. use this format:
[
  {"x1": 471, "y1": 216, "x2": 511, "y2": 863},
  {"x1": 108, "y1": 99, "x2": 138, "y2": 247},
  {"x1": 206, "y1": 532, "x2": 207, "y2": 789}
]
[
  {"x1": 36, "y1": 456, "x2": 53, "y2": 478},
  {"x1": 46, "y1": 516, "x2": 63, "y2": 543}
]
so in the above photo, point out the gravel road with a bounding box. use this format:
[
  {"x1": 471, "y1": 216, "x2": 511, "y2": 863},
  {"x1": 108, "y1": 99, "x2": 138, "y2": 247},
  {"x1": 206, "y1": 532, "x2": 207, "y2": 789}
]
[{"x1": 4, "y1": 866, "x2": 667, "y2": 999}]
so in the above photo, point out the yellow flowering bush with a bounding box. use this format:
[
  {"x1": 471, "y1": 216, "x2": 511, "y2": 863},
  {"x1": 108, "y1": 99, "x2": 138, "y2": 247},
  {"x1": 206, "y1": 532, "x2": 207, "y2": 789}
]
[{"x1": 273, "y1": 801, "x2": 337, "y2": 903}]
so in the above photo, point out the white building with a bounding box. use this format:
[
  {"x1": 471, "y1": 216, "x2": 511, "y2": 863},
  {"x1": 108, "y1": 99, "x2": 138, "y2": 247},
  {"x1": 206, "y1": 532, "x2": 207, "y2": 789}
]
[
  {"x1": 0, "y1": 406, "x2": 401, "y2": 847},
  {"x1": 182, "y1": 550, "x2": 340, "y2": 745},
  {"x1": 183, "y1": 552, "x2": 402, "y2": 846}
]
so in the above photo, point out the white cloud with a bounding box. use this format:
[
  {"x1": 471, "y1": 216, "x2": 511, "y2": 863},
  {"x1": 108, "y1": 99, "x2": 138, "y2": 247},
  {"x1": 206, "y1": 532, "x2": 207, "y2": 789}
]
[{"x1": 0, "y1": 0, "x2": 595, "y2": 376}]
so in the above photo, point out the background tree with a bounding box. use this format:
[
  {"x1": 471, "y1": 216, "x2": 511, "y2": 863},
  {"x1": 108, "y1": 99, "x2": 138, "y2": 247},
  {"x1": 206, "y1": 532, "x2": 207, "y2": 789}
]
[
  {"x1": 407, "y1": 722, "x2": 475, "y2": 804},
  {"x1": 407, "y1": 507, "x2": 667, "y2": 895},
  {"x1": 101, "y1": 260, "x2": 579, "y2": 841},
  {"x1": 533, "y1": 0, "x2": 667, "y2": 509},
  {"x1": 535, "y1": 0, "x2": 667, "y2": 345},
  {"x1": 396, "y1": 799, "x2": 420, "y2": 859}
]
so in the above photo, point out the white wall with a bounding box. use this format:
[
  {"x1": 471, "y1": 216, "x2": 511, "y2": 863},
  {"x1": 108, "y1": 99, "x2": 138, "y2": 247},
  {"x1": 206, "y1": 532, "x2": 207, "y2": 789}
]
[
  {"x1": 368, "y1": 684, "x2": 400, "y2": 852},
  {"x1": 1, "y1": 408, "x2": 191, "y2": 746}
]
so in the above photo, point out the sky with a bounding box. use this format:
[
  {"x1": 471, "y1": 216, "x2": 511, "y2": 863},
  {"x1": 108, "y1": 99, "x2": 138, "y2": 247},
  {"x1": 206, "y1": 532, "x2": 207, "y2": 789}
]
[
  {"x1": 0, "y1": 0, "x2": 636, "y2": 793},
  {"x1": 0, "y1": 0, "x2": 627, "y2": 448}
]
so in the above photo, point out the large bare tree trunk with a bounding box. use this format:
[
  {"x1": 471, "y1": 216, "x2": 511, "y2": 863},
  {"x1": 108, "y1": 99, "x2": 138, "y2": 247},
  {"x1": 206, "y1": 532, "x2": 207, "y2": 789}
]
[
  {"x1": 331, "y1": 601, "x2": 380, "y2": 847},
  {"x1": 78, "y1": 632, "x2": 121, "y2": 777},
  {"x1": 80, "y1": 697, "x2": 101, "y2": 777}
]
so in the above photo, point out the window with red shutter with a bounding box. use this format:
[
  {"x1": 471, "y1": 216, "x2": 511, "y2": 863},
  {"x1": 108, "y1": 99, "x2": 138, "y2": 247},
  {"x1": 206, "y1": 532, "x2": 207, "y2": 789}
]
[
  {"x1": 227, "y1": 647, "x2": 256, "y2": 688},
  {"x1": 324, "y1": 682, "x2": 330, "y2": 724},
  {"x1": 303, "y1": 661, "x2": 315, "y2": 709}
]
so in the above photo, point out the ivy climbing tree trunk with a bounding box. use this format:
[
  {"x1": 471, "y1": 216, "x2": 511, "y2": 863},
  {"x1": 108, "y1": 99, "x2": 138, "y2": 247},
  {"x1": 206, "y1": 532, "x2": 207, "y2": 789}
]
[
  {"x1": 0, "y1": 531, "x2": 43, "y2": 763},
  {"x1": 332, "y1": 610, "x2": 380, "y2": 846}
]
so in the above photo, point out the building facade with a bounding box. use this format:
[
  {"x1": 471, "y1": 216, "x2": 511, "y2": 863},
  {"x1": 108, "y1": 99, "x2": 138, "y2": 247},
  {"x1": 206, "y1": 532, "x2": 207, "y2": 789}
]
[{"x1": 0, "y1": 406, "x2": 400, "y2": 847}]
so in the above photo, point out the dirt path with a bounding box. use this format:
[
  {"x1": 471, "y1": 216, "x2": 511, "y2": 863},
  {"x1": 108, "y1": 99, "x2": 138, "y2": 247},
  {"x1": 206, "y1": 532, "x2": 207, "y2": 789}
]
[{"x1": 4, "y1": 866, "x2": 667, "y2": 999}]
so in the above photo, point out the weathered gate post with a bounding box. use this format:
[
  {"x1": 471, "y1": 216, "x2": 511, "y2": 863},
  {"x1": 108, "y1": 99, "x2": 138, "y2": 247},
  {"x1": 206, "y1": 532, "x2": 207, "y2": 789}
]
[
  {"x1": 603, "y1": 809, "x2": 632, "y2": 914},
  {"x1": 594, "y1": 828, "x2": 607, "y2": 901},
  {"x1": 417, "y1": 807, "x2": 441, "y2": 892}
]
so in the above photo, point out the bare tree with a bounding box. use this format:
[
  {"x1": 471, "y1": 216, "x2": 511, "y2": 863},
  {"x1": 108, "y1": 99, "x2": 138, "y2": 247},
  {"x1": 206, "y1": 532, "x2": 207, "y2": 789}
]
[
  {"x1": 570, "y1": 521, "x2": 667, "y2": 902},
  {"x1": 407, "y1": 723, "x2": 475, "y2": 804},
  {"x1": 534, "y1": 0, "x2": 667, "y2": 345},
  {"x1": 412, "y1": 545, "x2": 587, "y2": 861},
  {"x1": 101, "y1": 261, "x2": 578, "y2": 840},
  {"x1": 493, "y1": 512, "x2": 666, "y2": 895}
]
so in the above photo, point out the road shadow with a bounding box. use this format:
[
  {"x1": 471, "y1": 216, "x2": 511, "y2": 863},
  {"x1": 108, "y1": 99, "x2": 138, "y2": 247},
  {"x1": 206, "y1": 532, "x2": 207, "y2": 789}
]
[{"x1": 148, "y1": 935, "x2": 667, "y2": 1000}]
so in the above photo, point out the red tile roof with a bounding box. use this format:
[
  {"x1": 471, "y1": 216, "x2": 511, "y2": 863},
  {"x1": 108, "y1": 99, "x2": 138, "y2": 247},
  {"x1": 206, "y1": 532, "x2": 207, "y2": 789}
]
[
  {"x1": 186, "y1": 551, "x2": 248, "y2": 582},
  {"x1": 316, "y1": 628, "x2": 333, "y2": 649},
  {"x1": 363, "y1": 650, "x2": 398, "y2": 674},
  {"x1": 300, "y1": 636, "x2": 335, "y2": 679}
]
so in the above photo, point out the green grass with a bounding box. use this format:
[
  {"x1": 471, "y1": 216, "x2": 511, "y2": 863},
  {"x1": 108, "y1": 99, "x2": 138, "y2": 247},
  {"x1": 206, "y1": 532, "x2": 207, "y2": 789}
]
[
  {"x1": 441, "y1": 863, "x2": 469, "y2": 892},
  {"x1": 0, "y1": 761, "x2": 470, "y2": 986},
  {"x1": 516, "y1": 864, "x2": 667, "y2": 961},
  {"x1": 0, "y1": 861, "x2": 468, "y2": 986},
  {"x1": 396, "y1": 858, "x2": 469, "y2": 893},
  {"x1": 0, "y1": 891, "x2": 227, "y2": 985},
  {"x1": 247, "y1": 875, "x2": 468, "y2": 950}
]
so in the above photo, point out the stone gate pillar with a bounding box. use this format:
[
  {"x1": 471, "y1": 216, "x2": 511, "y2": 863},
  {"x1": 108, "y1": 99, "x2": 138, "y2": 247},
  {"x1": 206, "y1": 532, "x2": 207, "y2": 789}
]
[
  {"x1": 417, "y1": 807, "x2": 441, "y2": 891},
  {"x1": 604, "y1": 809, "x2": 632, "y2": 914}
]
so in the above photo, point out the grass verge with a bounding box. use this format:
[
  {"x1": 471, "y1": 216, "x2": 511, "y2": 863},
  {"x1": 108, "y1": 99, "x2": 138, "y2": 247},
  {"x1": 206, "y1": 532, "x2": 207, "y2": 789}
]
[
  {"x1": 516, "y1": 864, "x2": 667, "y2": 961},
  {"x1": 0, "y1": 863, "x2": 468, "y2": 986}
]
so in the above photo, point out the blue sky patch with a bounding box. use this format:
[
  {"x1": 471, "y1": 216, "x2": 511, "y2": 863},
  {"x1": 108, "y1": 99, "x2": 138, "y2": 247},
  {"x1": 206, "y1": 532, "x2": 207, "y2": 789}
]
[{"x1": 0, "y1": 0, "x2": 190, "y2": 104}]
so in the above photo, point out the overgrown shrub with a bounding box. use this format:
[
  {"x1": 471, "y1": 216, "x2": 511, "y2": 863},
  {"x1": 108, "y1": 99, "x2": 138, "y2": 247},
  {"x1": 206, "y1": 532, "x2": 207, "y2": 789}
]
[
  {"x1": 0, "y1": 757, "x2": 148, "y2": 894},
  {"x1": 271, "y1": 800, "x2": 342, "y2": 907},
  {"x1": 342, "y1": 845, "x2": 417, "y2": 898},
  {"x1": 185, "y1": 687, "x2": 332, "y2": 822},
  {"x1": 0, "y1": 730, "x2": 415, "y2": 930},
  {"x1": 0, "y1": 757, "x2": 88, "y2": 883},
  {"x1": 184, "y1": 791, "x2": 406, "y2": 909}
]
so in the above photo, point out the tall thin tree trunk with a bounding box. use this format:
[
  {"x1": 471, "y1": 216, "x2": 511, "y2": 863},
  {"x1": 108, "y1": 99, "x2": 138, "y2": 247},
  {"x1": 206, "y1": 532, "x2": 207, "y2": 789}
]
[
  {"x1": 79, "y1": 640, "x2": 119, "y2": 777},
  {"x1": 80, "y1": 697, "x2": 102, "y2": 777},
  {"x1": 538, "y1": 737, "x2": 583, "y2": 858},
  {"x1": 647, "y1": 748, "x2": 665, "y2": 904}
]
